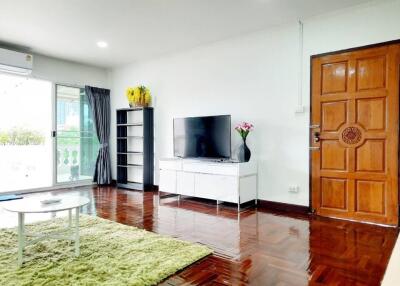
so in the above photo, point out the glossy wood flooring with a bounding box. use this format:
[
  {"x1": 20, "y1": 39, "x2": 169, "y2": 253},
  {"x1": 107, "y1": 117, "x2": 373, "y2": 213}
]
[{"x1": 0, "y1": 186, "x2": 398, "y2": 286}]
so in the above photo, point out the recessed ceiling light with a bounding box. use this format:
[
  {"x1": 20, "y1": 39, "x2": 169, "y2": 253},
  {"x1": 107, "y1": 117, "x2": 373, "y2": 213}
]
[{"x1": 97, "y1": 41, "x2": 108, "y2": 48}]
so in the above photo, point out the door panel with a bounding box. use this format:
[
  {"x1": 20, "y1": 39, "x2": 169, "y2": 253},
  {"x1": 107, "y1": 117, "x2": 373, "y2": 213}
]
[
  {"x1": 320, "y1": 178, "x2": 347, "y2": 210},
  {"x1": 321, "y1": 140, "x2": 347, "y2": 171},
  {"x1": 356, "y1": 57, "x2": 386, "y2": 90},
  {"x1": 356, "y1": 98, "x2": 385, "y2": 130},
  {"x1": 311, "y1": 44, "x2": 400, "y2": 225},
  {"x1": 356, "y1": 180, "x2": 385, "y2": 214},
  {"x1": 356, "y1": 140, "x2": 385, "y2": 172},
  {"x1": 55, "y1": 85, "x2": 99, "y2": 184},
  {"x1": 321, "y1": 101, "x2": 347, "y2": 131},
  {"x1": 321, "y1": 62, "x2": 348, "y2": 94}
]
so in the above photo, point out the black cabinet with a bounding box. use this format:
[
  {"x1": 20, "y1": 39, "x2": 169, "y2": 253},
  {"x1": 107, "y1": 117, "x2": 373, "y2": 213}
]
[{"x1": 116, "y1": 107, "x2": 154, "y2": 190}]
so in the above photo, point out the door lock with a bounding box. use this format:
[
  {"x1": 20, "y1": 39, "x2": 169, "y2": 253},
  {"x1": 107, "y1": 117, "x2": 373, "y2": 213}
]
[{"x1": 313, "y1": 131, "x2": 320, "y2": 143}]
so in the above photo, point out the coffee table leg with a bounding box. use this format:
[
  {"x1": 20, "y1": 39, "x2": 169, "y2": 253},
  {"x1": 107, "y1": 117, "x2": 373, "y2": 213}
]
[
  {"x1": 74, "y1": 207, "x2": 80, "y2": 257},
  {"x1": 17, "y1": 212, "x2": 25, "y2": 267}
]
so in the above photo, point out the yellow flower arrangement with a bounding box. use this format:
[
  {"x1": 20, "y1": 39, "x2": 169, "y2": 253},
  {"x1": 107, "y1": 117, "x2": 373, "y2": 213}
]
[{"x1": 125, "y1": 85, "x2": 152, "y2": 107}]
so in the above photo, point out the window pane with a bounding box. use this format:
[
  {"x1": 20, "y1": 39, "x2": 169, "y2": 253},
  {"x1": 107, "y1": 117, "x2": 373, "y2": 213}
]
[{"x1": 0, "y1": 74, "x2": 52, "y2": 192}]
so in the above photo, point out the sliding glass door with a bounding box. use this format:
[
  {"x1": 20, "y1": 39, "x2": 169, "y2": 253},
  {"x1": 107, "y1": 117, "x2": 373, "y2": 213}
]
[
  {"x1": 55, "y1": 85, "x2": 98, "y2": 184},
  {"x1": 0, "y1": 78, "x2": 98, "y2": 193},
  {"x1": 0, "y1": 73, "x2": 53, "y2": 193}
]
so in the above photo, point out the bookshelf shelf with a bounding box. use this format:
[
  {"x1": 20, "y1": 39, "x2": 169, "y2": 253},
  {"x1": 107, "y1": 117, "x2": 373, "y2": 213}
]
[
  {"x1": 117, "y1": 123, "x2": 143, "y2": 127},
  {"x1": 117, "y1": 136, "x2": 143, "y2": 139}
]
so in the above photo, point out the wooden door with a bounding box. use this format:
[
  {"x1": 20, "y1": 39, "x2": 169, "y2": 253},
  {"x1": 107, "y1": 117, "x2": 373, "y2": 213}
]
[{"x1": 311, "y1": 44, "x2": 400, "y2": 225}]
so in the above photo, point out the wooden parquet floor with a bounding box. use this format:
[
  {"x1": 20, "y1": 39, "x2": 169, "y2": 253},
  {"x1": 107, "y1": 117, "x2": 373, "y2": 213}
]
[{"x1": 1, "y1": 186, "x2": 398, "y2": 285}]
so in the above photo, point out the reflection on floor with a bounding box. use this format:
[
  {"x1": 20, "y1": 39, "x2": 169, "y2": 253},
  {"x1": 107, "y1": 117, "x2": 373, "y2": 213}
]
[{"x1": 0, "y1": 186, "x2": 398, "y2": 285}]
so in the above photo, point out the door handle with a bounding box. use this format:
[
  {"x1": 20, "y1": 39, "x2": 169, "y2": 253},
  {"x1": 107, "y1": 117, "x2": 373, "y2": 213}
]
[{"x1": 310, "y1": 124, "x2": 320, "y2": 129}]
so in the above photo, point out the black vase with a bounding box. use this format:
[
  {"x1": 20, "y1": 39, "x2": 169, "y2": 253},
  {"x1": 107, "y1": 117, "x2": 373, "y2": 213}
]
[{"x1": 238, "y1": 138, "x2": 251, "y2": 162}]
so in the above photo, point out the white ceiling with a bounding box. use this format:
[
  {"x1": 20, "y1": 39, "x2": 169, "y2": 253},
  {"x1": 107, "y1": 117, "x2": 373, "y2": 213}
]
[{"x1": 0, "y1": 0, "x2": 371, "y2": 68}]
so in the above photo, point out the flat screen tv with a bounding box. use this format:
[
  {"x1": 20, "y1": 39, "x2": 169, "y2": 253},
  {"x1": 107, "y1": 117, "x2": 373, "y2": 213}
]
[{"x1": 173, "y1": 115, "x2": 231, "y2": 159}]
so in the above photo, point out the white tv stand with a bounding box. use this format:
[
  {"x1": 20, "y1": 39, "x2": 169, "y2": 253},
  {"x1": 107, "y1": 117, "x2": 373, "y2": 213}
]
[{"x1": 159, "y1": 158, "x2": 258, "y2": 210}]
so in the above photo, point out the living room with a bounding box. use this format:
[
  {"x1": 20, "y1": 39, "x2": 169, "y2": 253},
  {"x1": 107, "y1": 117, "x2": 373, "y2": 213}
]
[{"x1": 1, "y1": 0, "x2": 400, "y2": 285}]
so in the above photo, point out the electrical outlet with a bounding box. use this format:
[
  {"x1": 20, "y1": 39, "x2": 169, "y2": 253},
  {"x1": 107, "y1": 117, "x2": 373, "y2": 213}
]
[{"x1": 289, "y1": 185, "x2": 300, "y2": 193}]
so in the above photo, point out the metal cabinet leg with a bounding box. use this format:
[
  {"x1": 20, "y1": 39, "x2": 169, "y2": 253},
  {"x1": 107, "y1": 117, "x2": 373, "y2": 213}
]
[
  {"x1": 17, "y1": 213, "x2": 25, "y2": 267},
  {"x1": 74, "y1": 207, "x2": 80, "y2": 257}
]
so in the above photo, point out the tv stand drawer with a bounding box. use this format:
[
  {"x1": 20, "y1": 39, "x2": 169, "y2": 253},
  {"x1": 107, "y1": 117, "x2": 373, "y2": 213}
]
[
  {"x1": 195, "y1": 173, "x2": 238, "y2": 203},
  {"x1": 177, "y1": 171, "x2": 195, "y2": 196},
  {"x1": 159, "y1": 170, "x2": 177, "y2": 193},
  {"x1": 183, "y1": 162, "x2": 238, "y2": 176}
]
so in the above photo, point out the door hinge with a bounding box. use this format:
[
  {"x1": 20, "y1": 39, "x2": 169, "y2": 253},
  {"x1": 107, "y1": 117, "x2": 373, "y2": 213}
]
[
  {"x1": 52, "y1": 131, "x2": 57, "y2": 138},
  {"x1": 309, "y1": 124, "x2": 320, "y2": 129}
]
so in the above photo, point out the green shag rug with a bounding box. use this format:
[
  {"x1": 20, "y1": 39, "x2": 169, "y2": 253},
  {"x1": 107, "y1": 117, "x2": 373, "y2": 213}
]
[{"x1": 0, "y1": 215, "x2": 212, "y2": 286}]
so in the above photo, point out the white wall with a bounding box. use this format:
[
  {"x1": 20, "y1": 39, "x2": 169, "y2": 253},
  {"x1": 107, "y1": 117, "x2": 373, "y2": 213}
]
[
  {"x1": 32, "y1": 54, "x2": 108, "y2": 88},
  {"x1": 110, "y1": 0, "x2": 400, "y2": 206},
  {"x1": 110, "y1": 24, "x2": 309, "y2": 205}
]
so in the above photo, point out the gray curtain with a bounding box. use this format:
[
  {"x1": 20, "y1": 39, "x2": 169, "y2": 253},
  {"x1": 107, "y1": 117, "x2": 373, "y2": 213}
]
[{"x1": 85, "y1": 86, "x2": 112, "y2": 185}]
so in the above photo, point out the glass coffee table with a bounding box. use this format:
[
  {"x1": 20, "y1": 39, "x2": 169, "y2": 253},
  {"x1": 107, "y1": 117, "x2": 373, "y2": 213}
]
[{"x1": 2, "y1": 195, "x2": 90, "y2": 267}]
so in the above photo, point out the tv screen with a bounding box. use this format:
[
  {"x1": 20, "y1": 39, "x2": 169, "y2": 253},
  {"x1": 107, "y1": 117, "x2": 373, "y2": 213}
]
[{"x1": 174, "y1": 115, "x2": 231, "y2": 159}]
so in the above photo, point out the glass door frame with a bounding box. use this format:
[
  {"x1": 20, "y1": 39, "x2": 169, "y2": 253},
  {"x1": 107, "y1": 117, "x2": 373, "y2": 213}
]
[
  {"x1": 0, "y1": 79, "x2": 95, "y2": 196},
  {"x1": 53, "y1": 83, "x2": 94, "y2": 188}
]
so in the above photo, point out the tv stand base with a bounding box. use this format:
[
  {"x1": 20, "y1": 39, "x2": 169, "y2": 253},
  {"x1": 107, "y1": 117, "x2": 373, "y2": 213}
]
[{"x1": 159, "y1": 158, "x2": 258, "y2": 211}]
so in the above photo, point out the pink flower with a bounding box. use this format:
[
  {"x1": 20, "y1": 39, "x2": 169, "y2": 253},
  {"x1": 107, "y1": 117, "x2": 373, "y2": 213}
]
[{"x1": 235, "y1": 122, "x2": 254, "y2": 139}]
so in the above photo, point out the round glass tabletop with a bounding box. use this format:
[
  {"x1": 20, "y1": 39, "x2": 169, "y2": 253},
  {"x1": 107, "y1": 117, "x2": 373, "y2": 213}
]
[{"x1": 1, "y1": 195, "x2": 90, "y2": 213}]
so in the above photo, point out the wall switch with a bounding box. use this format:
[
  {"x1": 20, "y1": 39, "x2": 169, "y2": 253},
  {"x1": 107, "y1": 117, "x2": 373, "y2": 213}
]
[{"x1": 289, "y1": 185, "x2": 300, "y2": 193}]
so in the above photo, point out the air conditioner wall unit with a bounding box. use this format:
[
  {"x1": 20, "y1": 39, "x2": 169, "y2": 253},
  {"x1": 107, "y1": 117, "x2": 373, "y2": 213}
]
[{"x1": 0, "y1": 47, "x2": 33, "y2": 75}]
